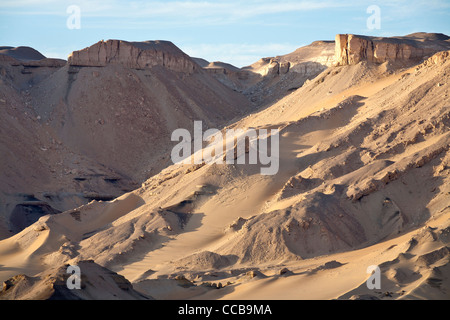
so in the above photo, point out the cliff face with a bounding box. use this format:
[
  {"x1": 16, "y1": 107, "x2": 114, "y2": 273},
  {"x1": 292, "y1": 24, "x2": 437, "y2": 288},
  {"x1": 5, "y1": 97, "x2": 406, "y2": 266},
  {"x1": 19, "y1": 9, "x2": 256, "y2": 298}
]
[
  {"x1": 68, "y1": 40, "x2": 198, "y2": 73},
  {"x1": 335, "y1": 33, "x2": 450, "y2": 65}
]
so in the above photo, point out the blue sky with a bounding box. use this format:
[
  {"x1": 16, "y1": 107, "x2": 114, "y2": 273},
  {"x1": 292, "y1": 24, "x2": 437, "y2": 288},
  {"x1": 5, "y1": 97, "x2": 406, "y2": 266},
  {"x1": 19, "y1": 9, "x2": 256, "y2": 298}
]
[{"x1": 1, "y1": 0, "x2": 449, "y2": 67}]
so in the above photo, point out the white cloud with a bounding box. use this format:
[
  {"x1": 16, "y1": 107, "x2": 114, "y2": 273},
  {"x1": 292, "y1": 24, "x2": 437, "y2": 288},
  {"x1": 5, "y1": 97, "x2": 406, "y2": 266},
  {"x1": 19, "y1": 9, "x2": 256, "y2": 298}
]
[
  {"x1": 0, "y1": 0, "x2": 345, "y2": 20},
  {"x1": 3, "y1": 0, "x2": 449, "y2": 20}
]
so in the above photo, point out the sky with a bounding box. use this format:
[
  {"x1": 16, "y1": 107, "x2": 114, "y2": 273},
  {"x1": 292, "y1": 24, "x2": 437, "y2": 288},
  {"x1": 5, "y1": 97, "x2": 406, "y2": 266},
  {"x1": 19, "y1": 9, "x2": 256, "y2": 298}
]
[{"x1": 0, "y1": 0, "x2": 449, "y2": 67}]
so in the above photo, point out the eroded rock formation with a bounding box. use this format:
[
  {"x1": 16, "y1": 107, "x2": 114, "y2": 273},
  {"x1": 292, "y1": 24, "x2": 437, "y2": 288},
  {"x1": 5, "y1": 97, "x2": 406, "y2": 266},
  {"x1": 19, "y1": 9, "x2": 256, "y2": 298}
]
[{"x1": 68, "y1": 39, "x2": 198, "y2": 73}]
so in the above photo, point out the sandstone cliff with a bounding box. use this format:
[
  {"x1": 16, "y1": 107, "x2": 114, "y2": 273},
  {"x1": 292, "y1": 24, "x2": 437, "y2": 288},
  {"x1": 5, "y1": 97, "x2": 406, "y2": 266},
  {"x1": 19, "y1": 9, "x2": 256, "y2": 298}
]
[
  {"x1": 335, "y1": 33, "x2": 450, "y2": 65},
  {"x1": 68, "y1": 40, "x2": 198, "y2": 73}
]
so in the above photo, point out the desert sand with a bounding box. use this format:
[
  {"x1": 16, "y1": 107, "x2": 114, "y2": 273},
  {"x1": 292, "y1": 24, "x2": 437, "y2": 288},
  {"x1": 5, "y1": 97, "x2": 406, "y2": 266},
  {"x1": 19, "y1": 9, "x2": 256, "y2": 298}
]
[{"x1": 0, "y1": 33, "x2": 449, "y2": 300}]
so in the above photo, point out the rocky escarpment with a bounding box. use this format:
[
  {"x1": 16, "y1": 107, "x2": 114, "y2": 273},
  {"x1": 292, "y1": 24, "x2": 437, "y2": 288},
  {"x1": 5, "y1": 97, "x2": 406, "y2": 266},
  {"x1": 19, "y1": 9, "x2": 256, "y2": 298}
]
[
  {"x1": 335, "y1": 33, "x2": 450, "y2": 65},
  {"x1": 68, "y1": 40, "x2": 198, "y2": 73}
]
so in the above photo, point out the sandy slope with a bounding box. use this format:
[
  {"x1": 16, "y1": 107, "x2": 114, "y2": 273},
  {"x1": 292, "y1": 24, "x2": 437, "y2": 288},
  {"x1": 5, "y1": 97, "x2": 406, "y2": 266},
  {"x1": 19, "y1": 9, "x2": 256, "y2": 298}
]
[{"x1": 1, "y1": 37, "x2": 449, "y2": 300}]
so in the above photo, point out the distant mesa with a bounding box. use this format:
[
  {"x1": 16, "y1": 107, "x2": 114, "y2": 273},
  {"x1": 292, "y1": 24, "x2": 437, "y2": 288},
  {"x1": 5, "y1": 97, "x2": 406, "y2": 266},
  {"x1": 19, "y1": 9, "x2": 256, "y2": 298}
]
[
  {"x1": 0, "y1": 46, "x2": 66, "y2": 67},
  {"x1": 0, "y1": 46, "x2": 46, "y2": 61},
  {"x1": 204, "y1": 61, "x2": 241, "y2": 72},
  {"x1": 192, "y1": 57, "x2": 241, "y2": 73},
  {"x1": 192, "y1": 57, "x2": 210, "y2": 68}
]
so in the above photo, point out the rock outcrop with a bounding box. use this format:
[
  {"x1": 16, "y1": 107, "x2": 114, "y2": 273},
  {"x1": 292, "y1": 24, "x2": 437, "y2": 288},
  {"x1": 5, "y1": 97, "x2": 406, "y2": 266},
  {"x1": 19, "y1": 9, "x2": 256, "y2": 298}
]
[
  {"x1": 248, "y1": 58, "x2": 291, "y2": 77},
  {"x1": 68, "y1": 39, "x2": 198, "y2": 73},
  {"x1": 335, "y1": 33, "x2": 450, "y2": 65}
]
